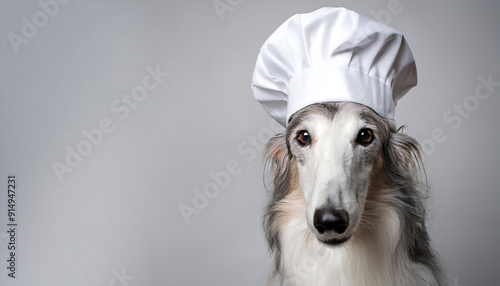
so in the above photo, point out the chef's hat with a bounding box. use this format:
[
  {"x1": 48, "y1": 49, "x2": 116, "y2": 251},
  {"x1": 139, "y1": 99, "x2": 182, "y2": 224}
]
[{"x1": 251, "y1": 7, "x2": 417, "y2": 127}]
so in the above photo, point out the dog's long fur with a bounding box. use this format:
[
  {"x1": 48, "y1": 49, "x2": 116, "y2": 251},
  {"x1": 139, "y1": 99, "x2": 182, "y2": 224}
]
[{"x1": 263, "y1": 102, "x2": 446, "y2": 286}]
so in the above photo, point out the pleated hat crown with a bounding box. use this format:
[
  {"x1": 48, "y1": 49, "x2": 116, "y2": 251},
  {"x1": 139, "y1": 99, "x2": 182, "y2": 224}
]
[{"x1": 251, "y1": 7, "x2": 417, "y2": 127}]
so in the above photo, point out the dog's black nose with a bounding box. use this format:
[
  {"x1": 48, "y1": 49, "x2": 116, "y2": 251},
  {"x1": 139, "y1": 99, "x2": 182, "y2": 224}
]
[{"x1": 314, "y1": 208, "x2": 349, "y2": 234}]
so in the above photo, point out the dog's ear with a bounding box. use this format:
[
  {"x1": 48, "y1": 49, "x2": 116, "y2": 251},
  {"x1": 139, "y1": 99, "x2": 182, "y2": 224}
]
[
  {"x1": 264, "y1": 132, "x2": 293, "y2": 202},
  {"x1": 265, "y1": 133, "x2": 289, "y2": 174},
  {"x1": 383, "y1": 129, "x2": 426, "y2": 184}
]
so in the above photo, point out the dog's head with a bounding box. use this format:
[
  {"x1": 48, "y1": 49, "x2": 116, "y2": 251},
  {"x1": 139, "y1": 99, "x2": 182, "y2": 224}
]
[{"x1": 266, "y1": 102, "x2": 421, "y2": 246}]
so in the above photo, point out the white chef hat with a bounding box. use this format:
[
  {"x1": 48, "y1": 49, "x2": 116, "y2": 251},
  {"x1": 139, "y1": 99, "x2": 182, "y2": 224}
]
[{"x1": 251, "y1": 7, "x2": 417, "y2": 127}]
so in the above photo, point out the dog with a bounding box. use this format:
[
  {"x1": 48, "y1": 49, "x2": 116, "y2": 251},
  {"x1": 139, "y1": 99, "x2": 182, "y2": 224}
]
[{"x1": 262, "y1": 101, "x2": 447, "y2": 285}]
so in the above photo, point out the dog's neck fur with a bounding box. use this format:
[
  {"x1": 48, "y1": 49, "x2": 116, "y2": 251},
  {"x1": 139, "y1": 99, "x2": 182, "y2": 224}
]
[{"x1": 267, "y1": 159, "x2": 438, "y2": 286}]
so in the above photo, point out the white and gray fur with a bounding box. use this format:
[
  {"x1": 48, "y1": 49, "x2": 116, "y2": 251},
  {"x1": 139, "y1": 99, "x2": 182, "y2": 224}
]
[{"x1": 263, "y1": 102, "x2": 447, "y2": 286}]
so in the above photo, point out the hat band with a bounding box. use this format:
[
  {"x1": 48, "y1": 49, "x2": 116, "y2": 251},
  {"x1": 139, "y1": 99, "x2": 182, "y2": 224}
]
[{"x1": 287, "y1": 64, "x2": 395, "y2": 126}]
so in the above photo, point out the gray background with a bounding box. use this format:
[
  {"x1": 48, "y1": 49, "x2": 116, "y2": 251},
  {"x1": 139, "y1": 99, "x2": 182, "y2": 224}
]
[{"x1": 1, "y1": 0, "x2": 499, "y2": 285}]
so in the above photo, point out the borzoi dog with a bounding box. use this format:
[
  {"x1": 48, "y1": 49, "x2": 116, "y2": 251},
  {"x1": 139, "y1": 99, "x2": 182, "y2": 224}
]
[{"x1": 263, "y1": 102, "x2": 446, "y2": 285}]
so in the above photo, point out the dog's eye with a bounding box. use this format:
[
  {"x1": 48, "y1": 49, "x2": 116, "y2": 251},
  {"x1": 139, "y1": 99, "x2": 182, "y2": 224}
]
[
  {"x1": 357, "y1": 129, "x2": 373, "y2": 145},
  {"x1": 297, "y1": 130, "x2": 312, "y2": 146}
]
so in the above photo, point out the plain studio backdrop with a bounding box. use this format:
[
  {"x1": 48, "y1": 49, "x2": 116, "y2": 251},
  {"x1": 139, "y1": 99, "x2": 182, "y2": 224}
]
[{"x1": 0, "y1": 0, "x2": 499, "y2": 285}]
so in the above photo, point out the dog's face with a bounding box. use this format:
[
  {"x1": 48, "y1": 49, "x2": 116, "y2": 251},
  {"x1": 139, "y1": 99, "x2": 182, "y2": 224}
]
[{"x1": 286, "y1": 102, "x2": 388, "y2": 246}]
